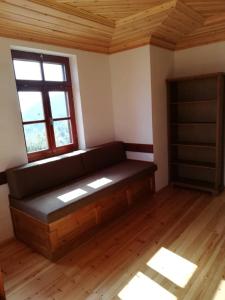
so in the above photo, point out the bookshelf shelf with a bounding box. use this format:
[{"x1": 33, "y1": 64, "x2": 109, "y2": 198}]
[
  {"x1": 171, "y1": 99, "x2": 216, "y2": 104},
  {"x1": 171, "y1": 160, "x2": 216, "y2": 169},
  {"x1": 171, "y1": 122, "x2": 216, "y2": 126}
]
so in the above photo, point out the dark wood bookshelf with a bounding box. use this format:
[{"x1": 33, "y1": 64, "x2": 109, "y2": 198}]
[{"x1": 167, "y1": 73, "x2": 225, "y2": 194}]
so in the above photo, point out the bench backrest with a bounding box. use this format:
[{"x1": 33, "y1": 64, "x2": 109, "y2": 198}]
[{"x1": 7, "y1": 141, "x2": 126, "y2": 199}]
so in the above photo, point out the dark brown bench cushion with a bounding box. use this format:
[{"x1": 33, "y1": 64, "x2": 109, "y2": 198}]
[
  {"x1": 9, "y1": 160, "x2": 157, "y2": 223},
  {"x1": 82, "y1": 141, "x2": 126, "y2": 173},
  {"x1": 7, "y1": 142, "x2": 126, "y2": 199},
  {"x1": 7, "y1": 153, "x2": 85, "y2": 199}
]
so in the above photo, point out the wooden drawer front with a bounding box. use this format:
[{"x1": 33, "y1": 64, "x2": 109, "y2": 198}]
[
  {"x1": 76, "y1": 204, "x2": 97, "y2": 234},
  {"x1": 97, "y1": 189, "x2": 128, "y2": 224},
  {"x1": 127, "y1": 177, "x2": 151, "y2": 205},
  {"x1": 12, "y1": 208, "x2": 49, "y2": 238},
  {"x1": 50, "y1": 203, "x2": 97, "y2": 249},
  {"x1": 11, "y1": 208, "x2": 51, "y2": 256}
]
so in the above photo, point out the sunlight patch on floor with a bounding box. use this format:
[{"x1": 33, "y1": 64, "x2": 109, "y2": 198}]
[
  {"x1": 118, "y1": 272, "x2": 177, "y2": 300},
  {"x1": 147, "y1": 247, "x2": 197, "y2": 288},
  {"x1": 212, "y1": 280, "x2": 225, "y2": 300}
]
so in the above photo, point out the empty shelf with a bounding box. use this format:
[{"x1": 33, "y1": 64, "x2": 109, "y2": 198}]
[
  {"x1": 171, "y1": 160, "x2": 216, "y2": 169},
  {"x1": 172, "y1": 178, "x2": 215, "y2": 192}
]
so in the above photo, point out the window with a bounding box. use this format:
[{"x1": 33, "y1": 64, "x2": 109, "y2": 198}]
[{"x1": 11, "y1": 50, "x2": 78, "y2": 162}]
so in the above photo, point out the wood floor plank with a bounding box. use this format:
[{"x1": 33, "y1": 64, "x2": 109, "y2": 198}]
[{"x1": 1, "y1": 186, "x2": 225, "y2": 299}]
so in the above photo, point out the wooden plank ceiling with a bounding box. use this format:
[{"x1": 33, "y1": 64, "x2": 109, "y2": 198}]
[{"x1": 0, "y1": 0, "x2": 225, "y2": 53}]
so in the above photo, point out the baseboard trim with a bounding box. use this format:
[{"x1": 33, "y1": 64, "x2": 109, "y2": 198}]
[{"x1": 124, "y1": 143, "x2": 154, "y2": 153}]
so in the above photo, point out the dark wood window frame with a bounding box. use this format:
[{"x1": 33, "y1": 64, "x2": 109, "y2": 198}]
[{"x1": 11, "y1": 50, "x2": 78, "y2": 162}]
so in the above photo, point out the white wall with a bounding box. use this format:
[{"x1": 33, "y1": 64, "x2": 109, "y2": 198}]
[
  {"x1": 174, "y1": 41, "x2": 225, "y2": 77},
  {"x1": 0, "y1": 42, "x2": 28, "y2": 242},
  {"x1": 110, "y1": 46, "x2": 154, "y2": 162},
  {"x1": 0, "y1": 37, "x2": 115, "y2": 243},
  {"x1": 73, "y1": 50, "x2": 115, "y2": 147},
  {"x1": 109, "y1": 45, "x2": 174, "y2": 191},
  {"x1": 150, "y1": 46, "x2": 174, "y2": 191}
]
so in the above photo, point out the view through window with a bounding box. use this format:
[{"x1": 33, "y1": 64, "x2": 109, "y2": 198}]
[{"x1": 11, "y1": 50, "x2": 78, "y2": 161}]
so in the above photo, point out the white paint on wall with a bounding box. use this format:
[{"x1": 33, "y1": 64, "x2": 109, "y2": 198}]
[
  {"x1": 0, "y1": 43, "x2": 27, "y2": 170},
  {"x1": 109, "y1": 45, "x2": 174, "y2": 191},
  {"x1": 0, "y1": 42, "x2": 28, "y2": 243},
  {"x1": 109, "y1": 46, "x2": 153, "y2": 147},
  {"x1": 74, "y1": 49, "x2": 115, "y2": 147},
  {"x1": 0, "y1": 37, "x2": 115, "y2": 242},
  {"x1": 150, "y1": 45, "x2": 174, "y2": 191},
  {"x1": 174, "y1": 41, "x2": 225, "y2": 77},
  {"x1": 126, "y1": 151, "x2": 154, "y2": 162},
  {"x1": 70, "y1": 55, "x2": 86, "y2": 149}
]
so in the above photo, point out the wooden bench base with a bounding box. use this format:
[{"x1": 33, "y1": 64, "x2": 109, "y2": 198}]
[{"x1": 11, "y1": 175, "x2": 155, "y2": 260}]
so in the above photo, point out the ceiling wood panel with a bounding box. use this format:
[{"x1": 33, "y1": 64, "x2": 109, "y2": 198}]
[
  {"x1": 176, "y1": 3, "x2": 225, "y2": 50},
  {"x1": 12, "y1": 0, "x2": 114, "y2": 32},
  {"x1": 150, "y1": 35, "x2": 176, "y2": 50},
  {"x1": 31, "y1": 0, "x2": 115, "y2": 27},
  {"x1": 0, "y1": 24, "x2": 110, "y2": 53},
  {"x1": 152, "y1": 0, "x2": 204, "y2": 48},
  {"x1": 0, "y1": 2, "x2": 112, "y2": 40},
  {"x1": 0, "y1": 0, "x2": 225, "y2": 53},
  {"x1": 183, "y1": 0, "x2": 225, "y2": 17},
  {"x1": 56, "y1": 0, "x2": 169, "y2": 21},
  {"x1": 0, "y1": 17, "x2": 110, "y2": 52},
  {"x1": 110, "y1": 1, "x2": 176, "y2": 53},
  {"x1": 115, "y1": 0, "x2": 176, "y2": 27}
]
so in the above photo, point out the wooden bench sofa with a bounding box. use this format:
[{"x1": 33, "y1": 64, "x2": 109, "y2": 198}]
[{"x1": 7, "y1": 142, "x2": 157, "y2": 260}]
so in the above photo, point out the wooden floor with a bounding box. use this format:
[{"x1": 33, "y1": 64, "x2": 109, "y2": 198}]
[{"x1": 1, "y1": 186, "x2": 225, "y2": 300}]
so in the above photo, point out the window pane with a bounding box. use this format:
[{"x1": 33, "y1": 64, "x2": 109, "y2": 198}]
[
  {"x1": 13, "y1": 60, "x2": 42, "y2": 80},
  {"x1": 53, "y1": 120, "x2": 72, "y2": 147},
  {"x1": 18, "y1": 92, "x2": 44, "y2": 122},
  {"x1": 49, "y1": 91, "x2": 69, "y2": 119},
  {"x1": 43, "y1": 63, "x2": 65, "y2": 81},
  {"x1": 24, "y1": 123, "x2": 48, "y2": 153}
]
